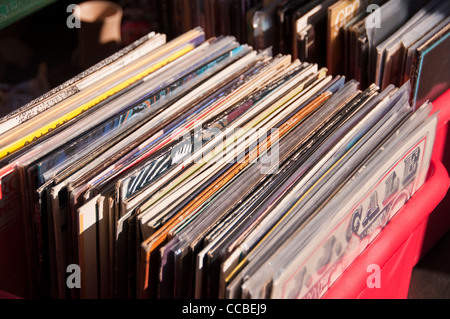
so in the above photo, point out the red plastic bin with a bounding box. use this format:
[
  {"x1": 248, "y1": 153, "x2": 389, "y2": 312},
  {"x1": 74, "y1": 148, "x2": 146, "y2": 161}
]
[
  {"x1": 323, "y1": 159, "x2": 449, "y2": 299},
  {"x1": 323, "y1": 89, "x2": 450, "y2": 299}
]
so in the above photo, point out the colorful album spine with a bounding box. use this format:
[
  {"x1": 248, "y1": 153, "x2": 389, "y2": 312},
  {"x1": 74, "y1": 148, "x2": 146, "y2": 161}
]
[
  {"x1": 0, "y1": 44, "x2": 195, "y2": 160},
  {"x1": 0, "y1": 32, "x2": 162, "y2": 133}
]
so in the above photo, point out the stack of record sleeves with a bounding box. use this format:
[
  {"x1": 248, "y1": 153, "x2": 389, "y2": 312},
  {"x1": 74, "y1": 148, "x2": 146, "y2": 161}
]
[
  {"x1": 157, "y1": 0, "x2": 449, "y2": 110},
  {"x1": 0, "y1": 27, "x2": 437, "y2": 299}
]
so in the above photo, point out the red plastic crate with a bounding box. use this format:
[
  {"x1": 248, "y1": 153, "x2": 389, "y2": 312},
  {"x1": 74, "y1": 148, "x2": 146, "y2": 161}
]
[
  {"x1": 323, "y1": 89, "x2": 450, "y2": 299},
  {"x1": 322, "y1": 159, "x2": 449, "y2": 299}
]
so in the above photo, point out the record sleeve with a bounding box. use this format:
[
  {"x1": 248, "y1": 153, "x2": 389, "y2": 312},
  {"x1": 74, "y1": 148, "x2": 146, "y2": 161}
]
[
  {"x1": 327, "y1": 0, "x2": 374, "y2": 76},
  {"x1": 410, "y1": 23, "x2": 450, "y2": 110},
  {"x1": 294, "y1": 0, "x2": 338, "y2": 67},
  {"x1": 381, "y1": 5, "x2": 448, "y2": 90},
  {"x1": 374, "y1": 0, "x2": 444, "y2": 89}
]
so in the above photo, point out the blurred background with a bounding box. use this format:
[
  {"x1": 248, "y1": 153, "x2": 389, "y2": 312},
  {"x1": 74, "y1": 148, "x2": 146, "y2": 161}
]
[{"x1": 0, "y1": 0, "x2": 160, "y2": 117}]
